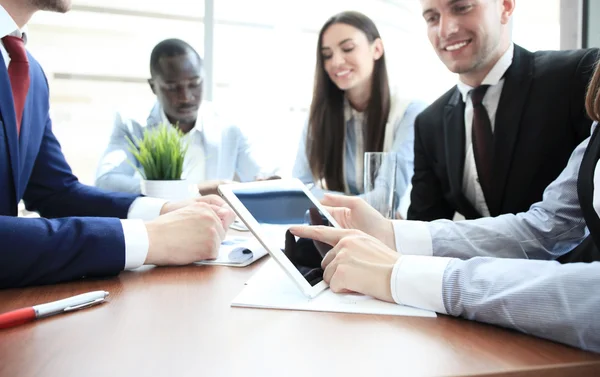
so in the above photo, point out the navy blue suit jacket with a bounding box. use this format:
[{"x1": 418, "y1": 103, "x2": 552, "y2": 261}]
[{"x1": 0, "y1": 50, "x2": 140, "y2": 288}]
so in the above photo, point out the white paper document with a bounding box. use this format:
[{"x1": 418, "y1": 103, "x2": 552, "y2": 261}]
[
  {"x1": 231, "y1": 258, "x2": 436, "y2": 318},
  {"x1": 196, "y1": 236, "x2": 268, "y2": 267}
]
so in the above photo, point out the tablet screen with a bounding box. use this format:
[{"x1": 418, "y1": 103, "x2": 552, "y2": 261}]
[{"x1": 231, "y1": 186, "x2": 333, "y2": 286}]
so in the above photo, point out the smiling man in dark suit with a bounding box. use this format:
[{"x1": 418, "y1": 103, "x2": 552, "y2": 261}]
[{"x1": 408, "y1": 0, "x2": 598, "y2": 223}]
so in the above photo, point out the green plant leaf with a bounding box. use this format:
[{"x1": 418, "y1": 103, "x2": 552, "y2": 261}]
[{"x1": 126, "y1": 122, "x2": 190, "y2": 181}]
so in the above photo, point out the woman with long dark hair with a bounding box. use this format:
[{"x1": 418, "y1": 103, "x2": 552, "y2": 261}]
[{"x1": 293, "y1": 11, "x2": 426, "y2": 206}]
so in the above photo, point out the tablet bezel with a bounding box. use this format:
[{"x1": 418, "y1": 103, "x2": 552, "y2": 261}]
[{"x1": 218, "y1": 178, "x2": 340, "y2": 298}]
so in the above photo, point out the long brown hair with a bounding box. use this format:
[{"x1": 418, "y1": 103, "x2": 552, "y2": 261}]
[
  {"x1": 306, "y1": 11, "x2": 391, "y2": 192},
  {"x1": 587, "y1": 57, "x2": 600, "y2": 122}
]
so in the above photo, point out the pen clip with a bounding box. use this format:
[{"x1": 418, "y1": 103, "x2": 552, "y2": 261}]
[{"x1": 63, "y1": 298, "x2": 106, "y2": 312}]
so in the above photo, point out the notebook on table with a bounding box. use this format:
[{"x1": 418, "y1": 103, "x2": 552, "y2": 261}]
[{"x1": 196, "y1": 236, "x2": 268, "y2": 267}]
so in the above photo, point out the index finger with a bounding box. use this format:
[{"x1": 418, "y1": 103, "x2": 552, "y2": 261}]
[
  {"x1": 320, "y1": 205, "x2": 348, "y2": 226},
  {"x1": 288, "y1": 225, "x2": 352, "y2": 246},
  {"x1": 198, "y1": 195, "x2": 227, "y2": 207},
  {"x1": 193, "y1": 202, "x2": 227, "y2": 240},
  {"x1": 204, "y1": 204, "x2": 227, "y2": 239},
  {"x1": 209, "y1": 204, "x2": 236, "y2": 230},
  {"x1": 321, "y1": 205, "x2": 343, "y2": 215}
]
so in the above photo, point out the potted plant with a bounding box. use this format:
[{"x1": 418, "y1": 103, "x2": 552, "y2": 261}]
[{"x1": 127, "y1": 123, "x2": 199, "y2": 201}]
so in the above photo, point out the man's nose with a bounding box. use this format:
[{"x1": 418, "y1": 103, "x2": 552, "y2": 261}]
[
  {"x1": 177, "y1": 86, "x2": 194, "y2": 102},
  {"x1": 438, "y1": 15, "x2": 459, "y2": 40}
]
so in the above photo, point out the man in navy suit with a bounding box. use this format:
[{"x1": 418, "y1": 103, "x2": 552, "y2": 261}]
[{"x1": 0, "y1": 0, "x2": 236, "y2": 289}]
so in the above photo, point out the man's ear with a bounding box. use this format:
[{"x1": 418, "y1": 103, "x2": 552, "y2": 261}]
[
  {"x1": 373, "y1": 38, "x2": 384, "y2": 61},
  {"x1": 148, "y1": 78, "x2": 157, "y2": 95},
  {"x1": 500, "y1": 0, "x2": 516, "y2": 24}
]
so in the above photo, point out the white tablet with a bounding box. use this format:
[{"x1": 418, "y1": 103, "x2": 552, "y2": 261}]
[{"x1": 218, "y1": 178, "x2": 340, "y2": 298}]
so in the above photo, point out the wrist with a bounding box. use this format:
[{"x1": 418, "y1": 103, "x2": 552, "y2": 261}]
[
  {"x1": 383, "y1": 219, "x2": 396, "y2": 251},
  {"x1": 371, "y1": 263, "x2": 395, "y2": 303},
  {"x1": 144, "y1": 221, "x2": 166, "y2": 265}
]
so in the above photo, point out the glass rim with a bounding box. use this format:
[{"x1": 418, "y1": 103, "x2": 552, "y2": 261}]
[{"x1": 364, "y1": 151, "x2": 395, "y2": 155}]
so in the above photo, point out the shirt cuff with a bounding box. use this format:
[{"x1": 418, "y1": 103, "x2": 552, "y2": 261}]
[
  {"x1": 127, "y1": 197, "x2": 168, "y2": 221},
  {"x1": 120, "y1": 219, "x2": 149, "y2": 270},
  {"x1": 390, "y1": 255, "x2": 453, "y2": 314},
  {"x1": 392, "y1": 220, "x2": 433, "y2": 256}
]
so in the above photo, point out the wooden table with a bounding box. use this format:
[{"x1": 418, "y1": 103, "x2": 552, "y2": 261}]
[{"x1": 1, "y1": 239, "x2": 599, "y2": 377}]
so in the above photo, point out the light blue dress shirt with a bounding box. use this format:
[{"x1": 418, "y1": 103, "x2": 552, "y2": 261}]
[
  {"x1": 95, "y1": 102, "x2": 271, "y2": 194},
  {"x1": 292, "y1": 100, "x2": 426, "y2": 198},
  {"x1": 392, "y1": 123, "x2": 600, "y2": 352}
]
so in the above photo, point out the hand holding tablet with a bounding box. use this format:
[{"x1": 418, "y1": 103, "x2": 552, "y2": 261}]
[{"x1": 218, "y1": 179, "x2": 340, "y2": 298}]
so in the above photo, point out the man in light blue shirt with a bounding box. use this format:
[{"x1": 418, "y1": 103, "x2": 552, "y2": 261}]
[
  {"x1": 96, "y1": 39, "x2": 274, "y2": 196},
  {"x1": 289, "y1": 52, "x2": 600, "y2": 352},
  {"x1": 290, "y1": 125, "x2": 600, "y2": 352}
]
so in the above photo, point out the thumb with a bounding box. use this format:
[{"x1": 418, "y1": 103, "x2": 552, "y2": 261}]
[{"x1": 322, "y1": 193, "x2": 359, "y2": 209}]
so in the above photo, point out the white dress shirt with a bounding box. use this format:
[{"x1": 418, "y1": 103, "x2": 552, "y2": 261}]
[
  {"x1": 457, "y1": 44, "x2": 514, "y2": 216},
  {"x1": 160, "y1": 109, "x2": 206, "y2": 183},
  {"x1": 0, "y1": 6, "x2": 161, "y2": 269}
]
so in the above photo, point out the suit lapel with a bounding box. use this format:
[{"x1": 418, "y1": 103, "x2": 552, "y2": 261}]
[
  {"x1": 0, "y1": 52, "x2": 20, "y2": 199},
  {"x1": 489, "y1": 44, "x2": 534, "y2": 215},
  {"x1": 443, "y1": 88, "x2": 482, "y2": 218},
  {"x1": 443, "y1": 88, "x2": 466, "y2": 198},
  {"x1": 18, "y1": 55, "x2": 33, "y2": 175}
]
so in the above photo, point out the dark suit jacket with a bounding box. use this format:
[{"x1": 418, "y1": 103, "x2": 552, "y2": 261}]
[
  {"x1": 0, "y1": 49, "x2": 140, "y2": 288},
  {"x1": 408, "y1": 45, "x2": 599, "y2": 221}
]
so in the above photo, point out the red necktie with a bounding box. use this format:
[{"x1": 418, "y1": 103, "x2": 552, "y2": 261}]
[
  {"x1": 471, "y1": 85, "x2": 493, "y2": 206},
  {"x1": 2, "y1": 36, "x2": 30, "y2": 135}
]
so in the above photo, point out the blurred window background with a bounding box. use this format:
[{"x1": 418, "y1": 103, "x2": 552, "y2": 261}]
[{"x1": 27, "y1": 0, "x2": 562, "y2": 183}]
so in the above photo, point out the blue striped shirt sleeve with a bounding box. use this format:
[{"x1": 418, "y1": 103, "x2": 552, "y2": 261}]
[
  {"x1": 443, "y1": 257, "x2": 600, "y2": 353},
  {"x1": 428, "y1": 135, "x2": 591, "y2": 261}
]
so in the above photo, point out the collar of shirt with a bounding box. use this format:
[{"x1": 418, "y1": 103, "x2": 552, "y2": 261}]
[
  {"x1": 0, "y1": 5, "x2": 28, "y2": 68},
  {"x1": 159, "y1": 104, "x2": 204, "y2": 137},
  {"x1": 0, "y1": 5, "x2": 19, "y2": 39},
  {"x1": 0, "y1": 5, "x2": 28, "y2": 41},
  {"x1": 343, "y1": 96, "x2": 365, "y2": 124},
  {"x1": 456, "y1": 43, "x2": 514, "y2": 102}
]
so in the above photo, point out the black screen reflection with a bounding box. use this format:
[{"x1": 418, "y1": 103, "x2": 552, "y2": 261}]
[{"x1": 232, "y1": 188, "x2": 333, "y2": 286}]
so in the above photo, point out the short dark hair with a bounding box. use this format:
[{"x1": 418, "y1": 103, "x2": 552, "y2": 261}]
[{"x1": 149, "y1": 38, "x2": 202, "y2": 77}]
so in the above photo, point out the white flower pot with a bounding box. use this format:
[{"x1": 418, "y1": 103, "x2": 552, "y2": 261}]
[{"x1": 140, "y1": 179, "x2": 199, "y2": 201}]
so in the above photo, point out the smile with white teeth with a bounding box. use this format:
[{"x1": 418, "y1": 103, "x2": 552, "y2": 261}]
[
  {"x1": 445, "y1": 41, "x2": 469, "y2": 51},
  {"x1": 336, "y1": 70, "x2": 351, "y2": 77}
]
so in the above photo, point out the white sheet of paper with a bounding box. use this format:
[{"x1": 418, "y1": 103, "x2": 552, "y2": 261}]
[
  {"x1": 196, "y1": 236, "x2": 268, "y2": 267},
  {"x1": 232, "y1": 258, "x2": 436, "y2": 318}
]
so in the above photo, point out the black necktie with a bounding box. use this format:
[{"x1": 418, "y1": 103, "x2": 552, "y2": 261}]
[{"x1": 471, "y1": 85, "x2": 493, "y2": 206}]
